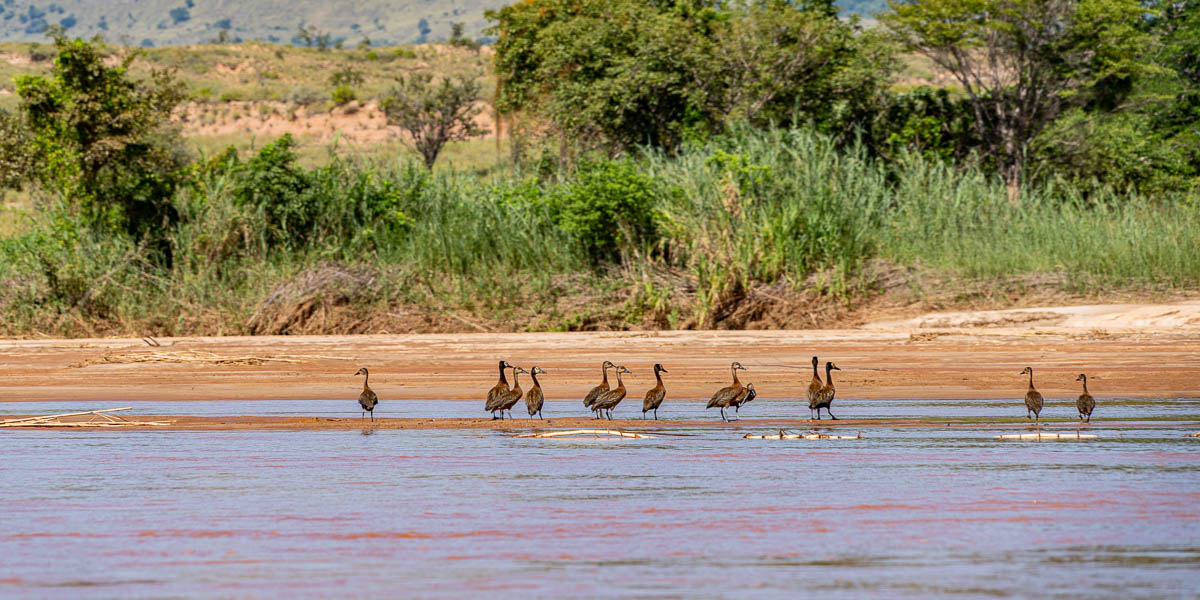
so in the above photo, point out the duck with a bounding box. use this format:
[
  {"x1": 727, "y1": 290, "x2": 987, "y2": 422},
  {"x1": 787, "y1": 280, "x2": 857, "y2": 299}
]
[
  {"x1": 641, "y1": 364, "x2": 669, "y2": 420},
  {"x1": 584, "y1": 361, "x2": 615, "y2": 418},
  {"x1": 707, "y1": 362, "x2": 747, "y2": 422},
  {"x1": 592, "y1": 365, "x2": 631, "y2": 420},
  {"x1": 812, "y1": 361, "x2": 841, "y2": 420},
  {"x1": 1020, "y1": 366, "x2": 1044, "y2": 423},
  {"x1": 1075, "y1": 373, "x2": 1095, "y2": 423},
  {"x1": 525, "y1": 366, "x2": 547, "y2": 420},
  {"x1": 354, "y1": 367, "x2": 378, "y2": 421},
  {"x1": 806, "y1": 356, "x2": 822, "y2": 420},
  {"x1": 730, "y1": 383, "x2": 756, "y2": 420},
  {"x1": 498, "y1": 365, "x2": 529, "y2": 420},
  {"x1": 485, "y1": 360, "x2": 513, "y2": 420}
]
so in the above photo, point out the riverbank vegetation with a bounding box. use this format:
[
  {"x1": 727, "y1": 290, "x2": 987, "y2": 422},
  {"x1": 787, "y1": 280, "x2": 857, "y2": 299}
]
[{"x1": 0, "y1": 0, "x2": 1196, "y2": 337}]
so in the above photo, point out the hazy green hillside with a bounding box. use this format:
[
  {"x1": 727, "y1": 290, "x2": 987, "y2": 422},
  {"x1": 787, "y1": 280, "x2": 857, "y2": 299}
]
[
  {"x1": 0, "y1": 0, "x2": 498, "y2": 46},
  {"x1": 0, "y1": 1, "x2": 889, "y2": 46}
]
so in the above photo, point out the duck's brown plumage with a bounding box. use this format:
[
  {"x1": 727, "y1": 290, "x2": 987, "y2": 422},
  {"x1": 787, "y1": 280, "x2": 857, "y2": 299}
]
[
  {"x1": 485, "y1": 360, "x2": 511, "y2": 417},
  {"x1": 641, "y1": 364, "x2": 668, "y2": 420},
  {"x1": 525, "y1": 367, "x2": 546, "y2": 419},
  {"x1": 812, "y1": 362, "x2": 840, "y2": 420},
  {"x1": 730, "y1": 383, "x2": 756, "y2": 419},
  {"x1": 1076, "y1": 373, "x2": 1095, "y2": 423},
  {"x1": 707, "y1": 362, "x2": 747, "y2": 422},
  {"x1": 593, "y1": 366, "x2": 630, "y2": 420},
  {"x1": 1021, "y1": 366, "x2": 1044, "y2": 422},
  {"x1": 584, "y1": 361, "x2": 614, "y2": 413},
  {"x1": 806, "y1": 356, "x2": 822, "y2": 418},
  {"x1": 498, "y1": 366, "x2": 527, "y2": 417},
  {"x1": 355, "y1": 367, "x2": 378, "y2": 421}
]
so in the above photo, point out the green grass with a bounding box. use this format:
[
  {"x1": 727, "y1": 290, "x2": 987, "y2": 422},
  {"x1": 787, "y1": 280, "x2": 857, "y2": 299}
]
[
  {"x1": 879, "y1": 160, "x2": 1200, "y2": 287},
  {"x1": 1, "y1": 126, "x2": 1196, "y2": 337}
]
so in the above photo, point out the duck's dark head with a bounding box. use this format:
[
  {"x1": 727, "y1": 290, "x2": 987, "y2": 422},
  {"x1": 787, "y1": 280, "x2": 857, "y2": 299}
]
[
  {"x1": 654, "y1": 363, "x2": 668, "y2": 374},
  {"x1": 355, "y1": 367, "x2": 368, "y2": 376},
  {"x1": 732, "y1": 362, "x2": 747, "y2": 371}
]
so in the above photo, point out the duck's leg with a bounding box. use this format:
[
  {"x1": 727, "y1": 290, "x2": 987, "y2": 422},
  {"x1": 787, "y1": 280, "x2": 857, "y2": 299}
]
[
  {"x1": 654, "y1": 409, "x2": 658, "y2": 421},
  {"x1": 827, "y1": 408, "x2": 838, "y2": 421}
]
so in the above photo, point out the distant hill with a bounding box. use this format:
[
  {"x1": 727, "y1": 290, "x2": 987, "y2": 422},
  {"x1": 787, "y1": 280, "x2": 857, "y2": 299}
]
[{"x1": 0, "y1": 1, "x2": 890, "y2": 47}]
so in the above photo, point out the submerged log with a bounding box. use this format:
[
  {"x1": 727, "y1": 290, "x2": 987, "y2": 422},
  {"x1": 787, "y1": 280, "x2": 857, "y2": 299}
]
[
  {"x1": 996, "y1": 432, "x2": 1098, "y2": 440},
  {"x1": 744, "y1": 430, "x2": 862, "y2": 440},
  {"x1": 514, "y1": 429, "x2": 657, "y2": 439}
]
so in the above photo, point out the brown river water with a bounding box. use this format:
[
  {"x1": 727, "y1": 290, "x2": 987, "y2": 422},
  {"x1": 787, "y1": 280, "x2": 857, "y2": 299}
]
[{"x1": 2, "y1": 398, "x2": 1198, "y2": 598}]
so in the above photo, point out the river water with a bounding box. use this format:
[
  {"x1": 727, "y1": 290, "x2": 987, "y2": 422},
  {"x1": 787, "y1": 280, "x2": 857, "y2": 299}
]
[{"x1": 2, "y1": 398, "x2": 1198, "y2": 598}]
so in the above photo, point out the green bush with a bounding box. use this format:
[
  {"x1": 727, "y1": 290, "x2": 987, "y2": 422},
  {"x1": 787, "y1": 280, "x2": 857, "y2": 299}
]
[
  {"x1": 213, "y1": 135, "x2": 411, "y2": 253},
  {"x1": 548, "y1": 160, "x2": 660, "y2": 265},
  {"x1": 331, "y1": 84, "x2": 356, "y2": 106}
]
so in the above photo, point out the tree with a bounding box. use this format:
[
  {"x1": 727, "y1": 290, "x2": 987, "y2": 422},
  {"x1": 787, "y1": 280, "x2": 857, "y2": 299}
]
[
  {"x1": 882, "y1": 0, "x2": 1157, "y2": 202},
  {"x1": 448, "y1": 22, "x2": 481, "y2": 52},
  {"x1": 487, "y1": 0, "x2": 890, "y2": 154},
  {"x1": 382, "y1": 72, "x2": 487, "y2": 169},
  {"x1": 713, "y1": 1, "x2": 893, "y2": 134},
  {"x1": 9, "y1": 35, "x2": 188, "y2": 248},
  {"x1": 0, "y1": 110, "x2": 34, "y2": 190}
]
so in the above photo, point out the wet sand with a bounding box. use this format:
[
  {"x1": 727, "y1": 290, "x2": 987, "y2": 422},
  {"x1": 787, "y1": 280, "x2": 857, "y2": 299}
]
[
  {"x1": 2, "y1": 414, "x2": 1196, "y2": 432},
  {"x1": 2, "y1": 326, "x2": 1199, "y2": 405}
]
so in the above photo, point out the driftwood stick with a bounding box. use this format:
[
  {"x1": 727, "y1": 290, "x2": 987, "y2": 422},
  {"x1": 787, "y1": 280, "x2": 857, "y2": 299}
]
[
  {"x1": 0, "y1": 407, "x2": 133, "y2": 426},
  {"x1": 515, "y1": 429, "x2": 657, "y2": 439}
]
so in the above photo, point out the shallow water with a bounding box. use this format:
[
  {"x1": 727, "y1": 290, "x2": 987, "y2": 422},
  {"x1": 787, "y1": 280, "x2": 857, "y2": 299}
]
[
  {"x1": 2, "y1": 399, "x2": 1199, "y2": 598},
  {"x1": 3, "y1": 396, "x2": 1198, "y2": 421}
]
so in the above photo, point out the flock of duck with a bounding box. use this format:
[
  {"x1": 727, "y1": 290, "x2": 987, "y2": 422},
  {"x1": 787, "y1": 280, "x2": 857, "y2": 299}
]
[{"x1": 353, "y1": 360, "x2": 1098, "y2": 424}]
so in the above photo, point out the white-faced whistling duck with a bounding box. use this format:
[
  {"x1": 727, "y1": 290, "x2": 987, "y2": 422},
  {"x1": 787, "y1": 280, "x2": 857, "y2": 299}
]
[
  {"x1": 807, "y1": 356, "x2": 822, "y2": 420},
  {"x1": 730, "y1": 383, "x2": 756, "y2": 419},
  {"x1": 584, "y1": 360, "x2": 615, "y2": 418},
  {"x1": 525, "y1": 366, "x2": 547, "y2": 420},
  {"x1": 1020, "y1": 366, "x2": 1044, "y2": 423},
  {"x1": 1075, "y1": 373, "x2": 1095, "y2": 423},
  {"x1": 498, "y1": 365, "x2": 530, "y2": 420},
  {"x1": 593, "y1": 365, "x2": 631, "y2": 420},
  {"x1": 354, "y1": 367, "x2": 379, "y2": 421},
  {"x1": 707, "y1": 362, "x2": 747, "y2": 422},
  {"x1": 813, "y1": 361, "x2": 841, "y2": 420},
  {"x1": 642, "y1": 364, "x2": 669, "y2": 420},
  {"x1": 485, "y1": 360, "x2": 513, "y2": 420}
]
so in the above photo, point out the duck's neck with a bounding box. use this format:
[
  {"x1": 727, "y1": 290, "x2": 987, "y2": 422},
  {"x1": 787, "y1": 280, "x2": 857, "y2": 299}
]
[
  {"x1": 511, "y1": 369, "x2": 522, "y2": 390},
  {"x1": 530, "y1": 371, "x2": 540, "y2": 389},
  {"x1": 362, "y1": 372, "x2": 370, "y2": 389},
  {"x1": 615, "y1": 371, "x2": 625, "y2": 391},
  {"x1": 812, "y1": 360, "x2": 819, "y2": 380},
  {"x1": 1081, "y1": 376, "x2": 1088, "y2": 394},
  {"x1": 825, "y1": 364, "x2": 835, "y2": 387},
  {"x1": 654, "y1": 369, "x2": 664, "y2": 387},
  {"x1": 1027, "y1": 369, "x2": 1035, "y2": 389},
  {"x1": 498, "y1": 364, "x2": 508, "y2": 386},
  {"x1": 601, "y1": 366, "x2": 610, "y2": 386},
  {"x1": 731, "y1": 369, "x2": 741, "y2": 387}
]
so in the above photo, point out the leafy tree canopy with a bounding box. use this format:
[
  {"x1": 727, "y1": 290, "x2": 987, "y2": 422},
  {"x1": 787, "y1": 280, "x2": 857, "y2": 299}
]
[{"x1": 9, "y1": 35, "x2": 188, "y2": 244}]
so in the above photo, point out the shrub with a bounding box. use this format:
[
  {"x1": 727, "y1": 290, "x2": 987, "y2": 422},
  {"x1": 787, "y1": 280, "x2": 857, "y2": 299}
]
[
  {"x1": 216, "y1": 135, "x2": 411, "y2": 253},
  {"x1": 549, "y1": 160, "x2": 660, "y2": 265},
  {"x1": 331, "y1": 84, "x2": 356, "y2": 106}
]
